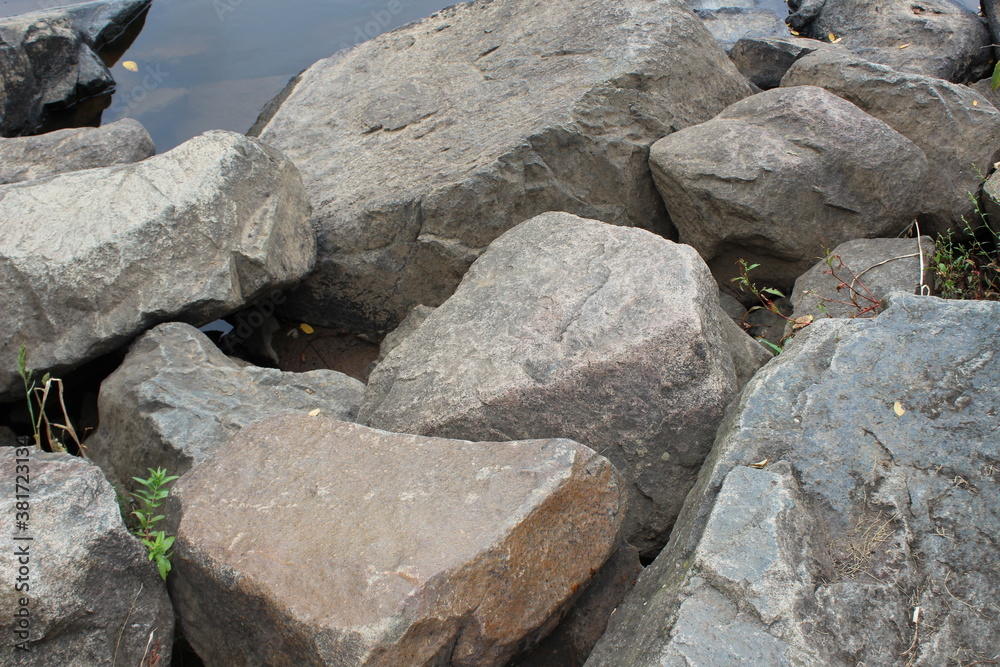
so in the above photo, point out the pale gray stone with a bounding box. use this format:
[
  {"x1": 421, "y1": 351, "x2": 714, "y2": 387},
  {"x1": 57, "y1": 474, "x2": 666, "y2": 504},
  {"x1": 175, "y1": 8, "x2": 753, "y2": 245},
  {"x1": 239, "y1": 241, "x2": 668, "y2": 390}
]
[
  {"x1": 0, "y1": 130, "x2": 314, "y2": 400},
  {"x1": 587, "y1": 293, "x2": 1000, "y2": 666},
  {"x1": 360, "y1": 212, "x2": 769, "y2": 556},
  {"x1": 252, "y1": 0, "x2": 753, "y2": 334},
  {"x1": 0, "y1": 449, "x2": 173, "y2": 666},
  {"x1": 650, "y1": 86, "x2": 928, "y2": 293},
  {"x1": 169, "y1": 414, "x2": 625, "y2": 666},
  {"x1": 0, "y1": 119, "x2": 154, "y2": 184},
  {"x1": 86, "y1": 322, "x2": 364, "y2": 486}
]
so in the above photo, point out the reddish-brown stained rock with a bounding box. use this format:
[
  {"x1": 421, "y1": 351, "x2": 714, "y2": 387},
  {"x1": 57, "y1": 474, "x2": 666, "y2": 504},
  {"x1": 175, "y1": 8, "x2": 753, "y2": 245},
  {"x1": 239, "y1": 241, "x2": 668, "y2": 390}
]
[{"x1": 169, "y1": 414, "x2": 625, "y2": 666}]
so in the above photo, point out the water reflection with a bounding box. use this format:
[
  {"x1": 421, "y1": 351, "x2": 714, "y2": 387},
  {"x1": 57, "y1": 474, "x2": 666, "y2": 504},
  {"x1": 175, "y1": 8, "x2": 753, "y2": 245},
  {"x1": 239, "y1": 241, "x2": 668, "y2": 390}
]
[{"x1": 0, "y1": 0, "x2": 986, "y2": 150}]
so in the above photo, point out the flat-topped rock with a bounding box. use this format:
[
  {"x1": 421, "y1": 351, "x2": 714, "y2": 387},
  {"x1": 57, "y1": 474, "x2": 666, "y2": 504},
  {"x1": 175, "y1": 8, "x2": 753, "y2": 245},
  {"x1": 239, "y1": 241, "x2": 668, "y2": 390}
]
[
  {"x1": 252, "y1": 0, "x2": 753, "y2": 334},
  {"x1": 169, "y1": 414, "x2": 625, "y2": 666}
]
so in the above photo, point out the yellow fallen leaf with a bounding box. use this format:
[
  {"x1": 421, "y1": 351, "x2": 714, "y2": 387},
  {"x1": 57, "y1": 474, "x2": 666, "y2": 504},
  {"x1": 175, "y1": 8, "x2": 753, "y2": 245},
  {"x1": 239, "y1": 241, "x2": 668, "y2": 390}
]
[
  {"x1": 973, "y1": 99, "x2": 979, "y2": 106},
  {"x1": 122, "y1": 60, "x2": 139, "y2": 72},
  {"x1": 750, "y1": 458, "x2": 770, "y2": 469},
  {"x1": 898, "y1": 43, "x2": 911, "y2": 49},
  {"x1": 308, "y1": 408, "x2": 321, "y2": 417},
  {"x1": 300, "y1": 323, "x2": 315, "y2": 334},
  {"x1": 893, "y1": 401, "x2": 905, "y2": 417},
  {"x1": 831, "y1": 37, "x2": 842, "y2": 44},
  {"x1": 789, "y1": 29, "x2": 801, "y2": 36}
]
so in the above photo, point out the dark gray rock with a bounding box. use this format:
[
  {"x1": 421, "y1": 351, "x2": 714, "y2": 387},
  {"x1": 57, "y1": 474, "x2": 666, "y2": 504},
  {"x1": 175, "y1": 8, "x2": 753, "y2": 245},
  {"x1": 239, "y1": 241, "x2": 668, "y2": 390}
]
[
  {"x1": 781, "y1": 50, "x2": 1000, "y2": 235},
  {"x1": 86, "y1": 322, "x2": 364, "y2": 486},
  {"x1": 796, "y1": 0, "x2": 991, "y2": 82},
  {"x1": 729, "y1": 35, "x2": 844, "y2": 89},
  {"x1": 0, "y1": 118, "x2": 154, "y2": 185},
  {"x1": 980, "y1": 168, "x2": 1000, "y2": 233},
  {"x1": 649, "y1": 85, "x2": 928, "y2": 294},
  {"x1": 787, "y1": 237, "x2": 934, "y2": 331},
  {"x1": 359, "y1": 212, "x2": 770, "y2": 556},
  {"x1": 252, "y1": 0, "x2": 753, "y2": 335},
  {"x1": 0, "y1": 0, "x2": 151, "y2": 137},
  {"x1": 970, "y1": 77, "x2": 1000, "y2": 111},
  {"x1": 170, "y1": 414, "x2": 625, "y2": 666},
  {"x1": 376, "y1": 304, "x2": 436, "y2": 364},
  {"x1": 587, "y1": 293, "x2": 1000, "y2": 666},
  {"x1": 0, "y1": 130, "x2": 315, "y2": 401},
  {"x1": 979, "y1": 0, "x2": 1000, "y2": 63},
  {"x1": 0, "y1": 448, "x2": 173, "y2": 666}
]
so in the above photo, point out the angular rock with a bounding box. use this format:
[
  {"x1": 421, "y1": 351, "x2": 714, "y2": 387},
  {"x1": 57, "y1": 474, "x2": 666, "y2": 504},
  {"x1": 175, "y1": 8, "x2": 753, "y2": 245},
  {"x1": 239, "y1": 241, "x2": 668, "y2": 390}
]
[
  {"x1": 359, "y1": 212, "x2": 770, "y2": 556},
  {"x1": 376, "y1": 304, "x2": 436, "y2": 364},
  {"x1": 787, "y1": 237, "x2": 933, "y2": 329},
  {"x1": 86, "y1": 322, "x2": 364, "y2": 486},
  {"x1": 170, "y1": 414, "x2": 625, "y2": 666},
  {"x1": 984, "y1": 0, "x2": 1000, "y2": 62},
  {"x1": 794, "y1": 0, "x2": 991, "y2": 82},
  {"x1": 649, "y1": 85, "x2": 929, "y2": 293},
  {"x1": 0, "y1": 448, "x2": 173, "y2": 665},
  {"x1": 0, "y1": 0, "x2": 151, "y2": 137},
  {"x1": 516, "y1": 542, "x2": 642, "y2": 667},
  {"x1": 0, "y1": 118, "x2": 154, "y2": 185},
  {"x1": 982, "y1": 169, "x2": 1000, "y2": 233},
  {"x1": 587, "y1": 293, "x2": 1000, "y2": 666},
  {"x1": 729, "y1": 35, "x2": 844, "y2": 89},
  {"x1": 970, "y1": 77, "x2": 1000, "y2": 112},
  {"x1": 781, "y1": 50, "x2": 1000, "y2": 234},
  {"x1": 690, "y1": 6, "x2": 790, "y2": 52},
  {"x1": 0, "y1": 130, "x2": 314, "y2": 401},
  {"x1": 252, "y1": 0, "x2": 753, "y2": 334}
]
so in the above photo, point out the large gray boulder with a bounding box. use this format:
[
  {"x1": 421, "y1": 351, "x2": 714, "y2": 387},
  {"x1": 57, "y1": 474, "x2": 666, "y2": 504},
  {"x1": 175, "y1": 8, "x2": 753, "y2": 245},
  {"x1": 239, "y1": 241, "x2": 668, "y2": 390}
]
[
  {"x1": 86, "y1": 322, "x2": 364, "y2": 486},
  {"x1": 0, "y1": 130, "x2": 314, "y2": 401},
  {"x1": 251, "y1": 0, "x2": 753, "y2": 335},
  {"x1": 0, "y1": 118, "x2": 154, "y2": 185},
  {"x1": 790, "y1": 0, "x2": 991, "y2": 83},
  {"x1": 170, "y1": 413, "x2": 625, "y2": 666},
  {"x1": 359, "y1": 212, "x2": 770, "y2": 556},
  {"x1": 0, "y1": 448, "x2": 173, "y2": 666},
  {"x1": 728, "y1": 35, "x2": 845, "y2": 89},
  {"x1": 587, "y1": 293, "x2": 1000, "y2": 666},
  {"x1": 649, "y1": 85, "x2": 929, "y2": 294},
  {"x1": 781, "y1": 50, "x2": 1000, "y2": 235},
  {"x1": 0, "y1": 0, "x2": 151, "y2": 136}
]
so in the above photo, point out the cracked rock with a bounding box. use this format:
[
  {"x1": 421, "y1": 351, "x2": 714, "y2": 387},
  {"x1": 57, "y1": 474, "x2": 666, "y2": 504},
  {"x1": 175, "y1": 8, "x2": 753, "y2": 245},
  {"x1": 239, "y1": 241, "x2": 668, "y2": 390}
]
[
  {"x1": 168, "y1": 413, "x2": 625, "y2": 666},
  {"x1": 251, "y1": 0, "x2": 753, "y2": 334},
  {"x1": 359, "y1": 212, "x2": 770, "y2": 557},
  {"x1": 587, "y1": 293, "x2": 1000, "y2": 666}
]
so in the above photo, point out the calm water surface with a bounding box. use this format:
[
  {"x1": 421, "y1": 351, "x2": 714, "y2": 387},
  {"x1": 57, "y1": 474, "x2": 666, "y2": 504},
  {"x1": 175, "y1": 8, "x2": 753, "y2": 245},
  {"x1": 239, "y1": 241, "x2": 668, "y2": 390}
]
[{"x1": 0, "y1": 0, "x2": 985, "y2": 150}]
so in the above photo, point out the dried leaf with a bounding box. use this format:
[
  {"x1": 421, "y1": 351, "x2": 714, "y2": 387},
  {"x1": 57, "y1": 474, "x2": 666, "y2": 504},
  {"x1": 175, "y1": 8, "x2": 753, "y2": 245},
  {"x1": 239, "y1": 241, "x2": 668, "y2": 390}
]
[
  {"x1": 893, "y1": 401, "x2": 905, "y2": 417},
  {"x1": 973, "y1": 99, "x2": 979, "y2": 107},
  {"x1": 308, "y1": 408, "x2": 321, "y2": 417},
  {"x1": 792, "y1": 314, "x2": 814, "y2": 331},
  {"x1": 300, "y1": 323, "x2": 315, "y2": 334},
  {"x1": 750, "y1": 458, "x2": 770, "y2": 469},
  {"x1": 789, "y1": 29, "x2": 801, "y2": 36},
  {"x1": 831, "y1": 36, "x2": 842, "y2": 44},
  {"x1": 122, "y1": 60, "x2": 139, "y2": 72},
  {"x1": 898, "y1": 43, "x2": 910, "y2": 49}
]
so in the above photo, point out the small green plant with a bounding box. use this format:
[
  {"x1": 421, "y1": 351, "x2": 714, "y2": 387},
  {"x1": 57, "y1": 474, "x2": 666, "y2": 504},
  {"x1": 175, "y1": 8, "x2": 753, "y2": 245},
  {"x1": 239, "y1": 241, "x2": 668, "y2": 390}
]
[
  {"x1": 131, "y1": 468, "x2": 180, "y2": 580},
  {"x1": 731, "y1": 259, "x2": 806, "y2": 355},
  {"x1": 932, "y1": 198, "x2": 1000, "y2": 301},
  {"x1": 16, "y1": 345, "x2": 83, "y2": 454}
]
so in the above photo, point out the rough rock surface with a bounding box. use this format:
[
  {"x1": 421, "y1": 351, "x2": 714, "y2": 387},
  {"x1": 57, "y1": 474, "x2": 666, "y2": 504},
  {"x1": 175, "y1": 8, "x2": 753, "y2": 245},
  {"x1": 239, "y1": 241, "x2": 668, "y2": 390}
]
[
  {"x1": 729, "y1": 35, "x2": 844, "y2": 89},
  {"x1": 252, "y1": 0, "x2": 753, "y2": 334},
  {"x1": 587, "y1": 293, "x2": 1000, "y2": 666},
  {"x1": 649, "y1": 85, "x2": 928, "y2": 293},
  {"x1": 0, "y1": 0, "x2": 151, "y2": 136},
  {"x1": 984, "y1": 0, "x2": 1000, "y2": 63},
  {"x1": 781, "y1": 50, "x2": 1000, "y2": 235},
  {"x1": 0, "y1": 130, "x2": 314, "y2": 400},
  {"x1": 794, "y1": 0, "x2": 991, "y2": 82},
  {"x1": 360, "y1": 213, "x2": 770, "y2": 556},
  {"x1": 169, "y1": 414, "x2": 625, "y2": 666},
  {"x1": 0, "y1": 118, "x2": 154, "y2": 184},
  {"x1": 0, "y1": 448, "x2": 173, "y2": 666},
  {"x1": 982, "y1": 169, "x2": 1000, "y2": 233},
  {"x1": 970, "y1": 77, "x2": 1000, "y2": 112},
  {"x1": 787, "y1": 237, "x2": 933, "y2": 328},
  {"x1": 516, "y1": 542, "x2": 642, "y2": 667},
  {"x1": 86, "y1": 322, "x2": 364, "y2": 486},
  {"x1": 376, "y1": 304, "x2": 436, "y2": 364}
]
